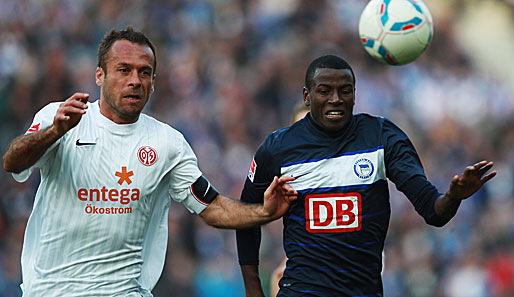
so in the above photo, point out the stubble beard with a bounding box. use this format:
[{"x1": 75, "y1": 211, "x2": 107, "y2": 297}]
[{"x1": 101, "y1": 85, "x2": 142, "y2": 123}]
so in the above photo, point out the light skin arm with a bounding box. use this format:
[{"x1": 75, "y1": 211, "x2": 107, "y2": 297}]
[
  {"x1": 200, "y1": 176, "x2": 298, "y2": 229},
  {"x1": 434, "y1": 160, "x2": 496, "y2": 225},
  {"x1": 2, "y1": 93, "x2": 89, "y2": 173},
  {"x1": 270, "y1": 258, "x2": 287, "y2": 297}
]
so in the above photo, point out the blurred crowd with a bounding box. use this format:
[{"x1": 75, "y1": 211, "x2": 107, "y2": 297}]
[{"x1": 1, "y1": 0, "x2": 513, "y2": 296}]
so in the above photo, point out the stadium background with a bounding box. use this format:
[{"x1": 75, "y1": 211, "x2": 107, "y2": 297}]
[{"x1": 0, "y1": 0, "x2": 513, "y2": 296}]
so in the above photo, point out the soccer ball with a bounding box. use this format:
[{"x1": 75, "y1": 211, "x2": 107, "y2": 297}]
[{"x1": 358, "y1": 0, "x2": 433, "y2": 65}]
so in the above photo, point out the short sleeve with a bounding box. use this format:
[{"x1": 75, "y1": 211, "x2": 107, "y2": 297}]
[
  {"x1": 13, "y1": 102, "x2": 62, "y2": 183},
  {"x1": 167, "y1": 135, "x2": 203, "y2": 214}
]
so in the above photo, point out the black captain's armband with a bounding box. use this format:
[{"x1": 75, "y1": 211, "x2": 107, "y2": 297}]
[{"x1": 190, "y1": 176, "x2": 219, "y2": 204}]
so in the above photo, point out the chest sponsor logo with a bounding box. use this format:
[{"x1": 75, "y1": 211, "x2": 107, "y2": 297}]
[
  {"x1": 248, "y1": 158, "x2": 256, "y2": 183},
  {"x1": 138, "y1": 146, "x2": 158, "y2": 166},
  {"x1": 115, "y1": 166, "x2": 133, "y2": 185},
  {"x1": 353, "y1": 158, "x2": 374, "y2": 179},
  {"x1": 77, "y1": 166, "x2": 140, "y2": 215},
  {"x1": 305, "y1": 193, "x2": 362, "y2": 233}
]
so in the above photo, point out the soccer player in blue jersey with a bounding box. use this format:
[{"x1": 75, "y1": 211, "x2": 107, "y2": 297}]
[{"x1": 236, "y1": 55, "x2": 496, "y2": 297}]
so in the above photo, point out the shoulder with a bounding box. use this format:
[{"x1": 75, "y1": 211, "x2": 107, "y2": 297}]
[
  {"x1": 139, "y1": 114, "x2": 185, "y2": 138},
  {"x1": 137, "y1": 114, "x2": 193, "y2": 157},
  {"x1": 354, "y1": 113, "x2": 400, "y2": 132},
  {"x1": 36, "y1": 101, "x2": 62, "y2": 116},
  {"x1": 260, "y1": 122, "x2": 301, "y2": 154},
  {"x1": 354, "y1": 113, "x2": 388, "y2": 125}
]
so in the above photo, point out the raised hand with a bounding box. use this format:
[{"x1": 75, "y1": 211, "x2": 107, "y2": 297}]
[
  {"x1": 446, "y1": 160, "x2": 496, "y2": 201},
  {"x1": 53, "y1": 93, "x2": 89, "y2": 136},
  {"x1": 262, "y1": 176, "x2": 298, "y2": 220}
]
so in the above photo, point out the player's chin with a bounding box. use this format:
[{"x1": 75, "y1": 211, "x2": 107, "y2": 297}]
[
  {"x1": 321, "y1": 117, "x2": 348, "y2": 131},
  {"x1": 119, "y1": 107, "x2": 144, "y2": 122}
]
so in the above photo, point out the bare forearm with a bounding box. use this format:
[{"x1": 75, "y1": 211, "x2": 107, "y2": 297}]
[
  {"x1": 240, "y1": 265, "x2": 265, "y2": 297},
  {"x1": 434, "y1": 160, "x2": 496, "y2": 226},
  {"x1": 200, "y1": 195, "x2": 273, "y2": 229},
  {"x1": 3, "y1": 126, "x2": 61, "y2": 173},
  {"x1": 433, "y1": 193, "x2": 462, "y2": 226}
]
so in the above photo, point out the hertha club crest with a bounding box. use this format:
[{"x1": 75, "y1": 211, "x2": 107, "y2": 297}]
[{"x1": 353, "y1": 158, "x2": 374, "y2": 179}]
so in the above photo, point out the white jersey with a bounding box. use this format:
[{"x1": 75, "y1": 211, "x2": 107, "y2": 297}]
[{"x1": 14, "y1": 100, "x2": 207, "y2": 296}]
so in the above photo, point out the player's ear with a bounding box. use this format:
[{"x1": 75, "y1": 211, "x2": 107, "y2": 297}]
[
  {"x1": 150, "y1": 73, "x2": 156, "y2": 93},
  {"x1": 95, "y1": 67, "x2": 105, "y2": 87},
  {"x1": 303, "y1": 87, "x2": 310, "y2": 106}
]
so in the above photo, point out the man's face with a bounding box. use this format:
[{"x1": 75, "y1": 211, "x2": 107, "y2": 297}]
[
  {"x1": 303, "y1": 68, "x2": 355, "y2": 132},
  {"x1": 96, "y1": 39, "x2": 156, "y2": 124}
]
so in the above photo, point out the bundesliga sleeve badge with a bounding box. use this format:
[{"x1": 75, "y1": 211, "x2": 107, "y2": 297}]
[{"x1": 248, "y1": 158, "x2": 256, "y2": 183}]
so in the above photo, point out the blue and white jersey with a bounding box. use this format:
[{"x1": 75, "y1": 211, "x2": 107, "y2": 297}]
[{"x1": 237, "y1": 113, "x2": 443, "y2": 296}]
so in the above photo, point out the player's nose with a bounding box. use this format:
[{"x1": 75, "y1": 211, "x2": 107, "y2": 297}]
[
  {"x1": 328, "y1": 92, "x2": 342, "y2": 104},
  {"x1": 127, "y1": 70, "x2": 142, "y2": 88}
]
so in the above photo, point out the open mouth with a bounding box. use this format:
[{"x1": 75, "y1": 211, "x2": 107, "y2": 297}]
[
  {"x1": 123, "y1": 94, "x2": 142, "y2": 101},
  {"x1": 325, "y1": 110, "x2": 344, "y2": 119}
]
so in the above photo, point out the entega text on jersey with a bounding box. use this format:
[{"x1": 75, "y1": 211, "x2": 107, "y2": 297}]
[{"x1": 237, "y1": 113, "x2": 444, "y2": 296}]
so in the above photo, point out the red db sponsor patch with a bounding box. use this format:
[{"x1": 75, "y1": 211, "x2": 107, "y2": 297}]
[{"x1": 305, "y1": 193, "x2": 362, "y2": 233}]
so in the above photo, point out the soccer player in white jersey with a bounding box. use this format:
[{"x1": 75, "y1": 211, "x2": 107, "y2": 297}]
[{"x1": 2, "y1": 26, "x2": 298, "y2": 297}]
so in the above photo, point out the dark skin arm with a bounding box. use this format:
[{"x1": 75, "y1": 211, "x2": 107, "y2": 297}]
[
  {"x1": 434, "y1": 160, "x2": 496, "y2": 225},
  {"x1": 3, "y1": 93, "x2": 89, "y2": 173},
  {"x1": 241, "y1": 265, "x2": 266, "y2": 297}
]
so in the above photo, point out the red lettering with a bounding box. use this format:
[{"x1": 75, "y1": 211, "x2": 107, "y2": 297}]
[
  {"x1": 101, "y1": 187, "x2": 108, "y2": 201},
  {"x1": 78, "y1": 188, "x2": 88, "y2": 201},
  {"x1": 109, "y1": 189, "x2": 119, "y2": 201},
  {"x1": 336, "y1": 200, "x2": 355, "y2": 226},
  {"x1": 77, "y1": 187, "x2": 140, "y2": 209},
  {"x1": 313, "y1": 201, "x2": 333, "y2": 227},
  {"x1": 131, "y1": 189, "x2": 140, "y2": 201},
  {"x1": 90, "y1": 188, "x2": 100, "y2": 201},
  {"x1": 305, "y1": 193, "x2": 362, "y2": 233},
  {"x1": 120, "y1": 189, "x2": 130, "y2": 204}
]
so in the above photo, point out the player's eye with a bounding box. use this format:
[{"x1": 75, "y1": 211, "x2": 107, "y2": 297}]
[
  {"x1": 319, "y1": 89, "x2": 330, "y2": 96},
  {"x1": 341, "y1": 89, "x2": 353, "y2": 95}
]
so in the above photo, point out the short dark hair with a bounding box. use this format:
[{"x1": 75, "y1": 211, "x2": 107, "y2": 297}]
[
  {"x1": 304, "y1": 55, "x2": 355, "y2": 89},
  {"x1": 97, "y1": 26, "x2": 156, "y2": 74}
]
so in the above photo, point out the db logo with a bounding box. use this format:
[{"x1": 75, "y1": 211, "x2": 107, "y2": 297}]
[
  {"x1": 138, "y1": 146, "x2": 158, "y2": 166},
  {"x1": 305, "y1": 193, "x2": 362, "y2": 233}
]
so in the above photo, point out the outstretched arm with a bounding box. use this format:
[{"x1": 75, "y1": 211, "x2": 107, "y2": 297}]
[
  {"x1": 3, "y1": 93, "x2": 89, "y2": 173},
  {"x1": 200, "y1": 176, "x2": 297, "y2": 229},
  {"x1": 434, "y1": 160, "x2": 496, "y2": 225}
]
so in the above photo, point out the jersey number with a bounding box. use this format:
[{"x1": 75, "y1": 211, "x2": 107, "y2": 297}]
[{"x1": 305, "y1": 193, "x2": 362, "y2": 233}]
